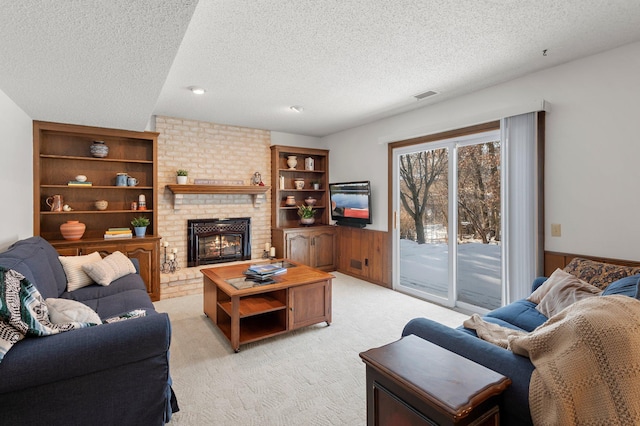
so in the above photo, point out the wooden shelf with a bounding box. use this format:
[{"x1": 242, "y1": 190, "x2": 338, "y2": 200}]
[
  {"x1": 40, "y1": 154, "x2": 153, "y2": 164},
  {"x1": 218, "y1": 294, "x2": 286, "y2": 318},
  {"x1": 166, "y1": 184, "x2": 270, "y2": 208},
  {"x1": 41, "y1": 210, "x2": 154, "y2": 214},
  {"x1": 33, "y1": 120, "x2": 160, "y2": 301},
  {"x1": 41, "y1": 185, "x2": 153, "y2": 190},
  {"x1": 165, "y1": 184, "x2": 270, "y2": 195}
]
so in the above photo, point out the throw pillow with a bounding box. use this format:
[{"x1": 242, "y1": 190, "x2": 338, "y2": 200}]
[
  {"x1": 59, "y1": 252, "x2": 102, "y2": 292},
  {"x1": 528, "y1": 268, "x2": 602, "y2": 318},
  {"x1": 563, "y1": 257, "x2": 640, "y2": 290},
  {"x1": 81, "y1": 251, "x2": 136, "y2": 286},
  {"x1": 602, "y1": 275, "x2": 640, "y2": 298},
  {"x1": 45, "y1": 298, "x2": 101, "y2": 324}
]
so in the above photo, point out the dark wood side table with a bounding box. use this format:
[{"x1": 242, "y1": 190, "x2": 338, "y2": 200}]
[{"x1": 360, "y1": 335, "x2": 511, "y2": 426}]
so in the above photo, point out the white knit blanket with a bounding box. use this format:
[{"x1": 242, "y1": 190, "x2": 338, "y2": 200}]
[{"x1": 465, "y1": 296, "x2": 640, "y2": 425}]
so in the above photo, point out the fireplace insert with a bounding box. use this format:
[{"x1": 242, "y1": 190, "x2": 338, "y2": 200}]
[{"x1": 187, "y1": 218, "x2": 251, "y2": 267}]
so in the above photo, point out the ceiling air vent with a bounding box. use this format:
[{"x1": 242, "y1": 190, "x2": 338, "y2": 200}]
[{"x1": 414, "y1": 90, "x2": 438, "y2": 101}]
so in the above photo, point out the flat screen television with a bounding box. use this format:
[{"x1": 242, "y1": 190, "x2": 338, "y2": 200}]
[{"x1": 329, "y1": 181, "x2": 372, "y2": 228}]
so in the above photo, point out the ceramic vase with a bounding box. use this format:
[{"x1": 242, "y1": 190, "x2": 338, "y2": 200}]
[
  {"x1": 90, "y1": 140, "x2": 109, "y2": 158},
  {"x1": 60, "y1": 220, "x2": 85, "y2": 240},
  {"x1": 300, "y1": 217, "x2": 315, "y2": 225},
  {"x1": 287, "y1": 156, "x2": 297, "y2": 169},
  {"x1": 285, "y1": 195, "x2": 296, "y2": 206}
]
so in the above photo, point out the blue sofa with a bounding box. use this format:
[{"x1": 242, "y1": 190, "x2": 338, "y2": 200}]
[
  {"x1": 0, "y1": 236, "x2": 175, "y2": 425},
  {"x1": 402, "y1": 264, "x2": 640, "y2": 425}
]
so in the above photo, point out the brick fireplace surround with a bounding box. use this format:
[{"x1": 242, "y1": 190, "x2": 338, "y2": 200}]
[{"x1": 155, "y1": 116, "x2": 271, "y2": 299}]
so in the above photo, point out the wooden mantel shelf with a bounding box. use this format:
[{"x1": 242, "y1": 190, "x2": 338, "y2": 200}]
[{"x1": 165, "y1": 184, "x2": 270, "y2": 208}]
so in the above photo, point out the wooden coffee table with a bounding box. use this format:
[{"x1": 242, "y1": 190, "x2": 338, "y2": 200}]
[{"x1": 202, "y1": 259, "x2": 333, "y2": 352}]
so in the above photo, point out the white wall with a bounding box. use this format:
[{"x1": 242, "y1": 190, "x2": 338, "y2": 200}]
[
  {"x1": 323, "y1": 41, "x2": 640, "y2": 261},
  {"x1": 0, "y1": 88, "x2": 33, "y2": 250},
  {"x1": 271, "y1": 131, "x2": 325, "y2": 149}
]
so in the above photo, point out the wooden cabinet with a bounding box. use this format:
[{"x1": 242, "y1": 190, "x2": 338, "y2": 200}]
[
  {"x1": 270, "y1": 145, "x2": 336, "y2": 270},
  {"x1": 289, "y1": 280, "x2": 332, "y2": 330},
  {"x1": 336, "y1": 226, "x2": 391, "y2": 287},
  {"x1": 33, "y1": 121, "x2": 161, "y2": 300},
  {"x1": 272, "y1": 226, "x2": 336, "y2": 271},
  {"x1": 360, "y1": 335, "x2": 510, "y2": 426},
  {"x1": 51, "y1": 238, "x2": 160, "y2": 301},
  {"x1": 270, "y1": 145, "x2": 330, "y2": 228}
]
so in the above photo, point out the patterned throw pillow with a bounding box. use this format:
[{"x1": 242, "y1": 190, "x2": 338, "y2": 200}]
[{"x1": 563, "y1": 257, "x2": 640, "y2": 290}]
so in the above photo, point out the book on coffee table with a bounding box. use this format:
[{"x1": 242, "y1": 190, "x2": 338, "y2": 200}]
[{"x1": 246, "y1": 263, "x2": 287, "y2": 276}]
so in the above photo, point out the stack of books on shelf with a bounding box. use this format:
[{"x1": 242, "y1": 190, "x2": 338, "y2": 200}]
[
  {"x1": 68, "y1": 180, "x2": 92, "y2": 186},
  {"x1": 104, "y1": 228, "x2": 132, "y2": 239},
  {"x1": 243, "y1": 263, "x2": 287, "y2": 283}
]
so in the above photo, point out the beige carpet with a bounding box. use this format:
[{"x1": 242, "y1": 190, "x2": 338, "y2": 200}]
[{"x1": 154, "y1": 272, "x2": 468, "y2": 426}]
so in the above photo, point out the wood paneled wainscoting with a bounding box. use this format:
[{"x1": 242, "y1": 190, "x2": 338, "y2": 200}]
[
  {"x1": 544, "y1": 251, "x2": 640, "y2": 276},
  {"x1": 336, "y1": 227, "x2": 392, "y2": 288}
]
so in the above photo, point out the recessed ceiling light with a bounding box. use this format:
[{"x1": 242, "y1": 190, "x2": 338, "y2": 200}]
[
  {"x1": 289, "y1": 105, "x2": 304, "y2": 113},
  {"x1": 188, "y1": 86, "x2": 206, "y2": 95}
]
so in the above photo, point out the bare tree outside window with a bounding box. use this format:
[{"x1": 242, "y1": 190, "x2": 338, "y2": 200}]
[{"x1": 399, "y1": 149, "x2": 448, "y2": 244}]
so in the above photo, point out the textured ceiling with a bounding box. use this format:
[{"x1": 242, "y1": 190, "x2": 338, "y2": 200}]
[{"x1": 1, "y1": 1, "x2": 640, "y2": 136}]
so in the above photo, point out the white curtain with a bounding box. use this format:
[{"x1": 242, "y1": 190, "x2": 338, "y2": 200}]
[{"x1": 501, "y1": 112, "x2": 544, "y2": 303}]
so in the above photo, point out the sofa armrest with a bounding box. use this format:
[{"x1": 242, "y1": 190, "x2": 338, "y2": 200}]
[
  {"x1": 0, "y1": 311, "x2": 171, "y2": 393},
  {"x1": 129, "y1": 257, "x2": 141, "y2": 274},
  {"x1": 402, "y1": 317, "x2": 534, "y2": 425},
  {"x1": 531, "y1": 276, "x2": 548, "y2": 293}
]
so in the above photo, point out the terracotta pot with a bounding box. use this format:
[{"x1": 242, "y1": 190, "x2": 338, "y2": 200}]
[
  {"x1": 285, "y1": 195, "x2": 296, "y2": 206},
  {"x1": 60, "y1": 220, "x2": 85, "y2": 240}
]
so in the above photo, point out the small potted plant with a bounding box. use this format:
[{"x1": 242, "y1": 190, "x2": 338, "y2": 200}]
[
  {"x1": 176, "y1": 169, "x2": 188, "y2": 184},
  {"x1": 297, "y1": 204, "x2": 316, "y2": 225},
  {"x1": 311, "y1": 181, "x2": 321, "y2": 190},
  {"x1": 131, "y1": 216, "x2": 150, "y2": 237}
]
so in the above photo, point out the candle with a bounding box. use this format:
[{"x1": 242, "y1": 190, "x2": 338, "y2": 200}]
[
  {"x1": 264, "y1": 242, "x2": 270, "y2": 252},
  {"x1": 163, "y1": 241, "x2": 169, "y2": 247},
  {"x1": 168, "y1": 253, "x2": 175, "y2": 260},
  {"x1": 172, "y1": 248, "x2": 178, "y2": 253},
  {"x1": 269, "y1": 247, "x2": 276, "y2": 257}
]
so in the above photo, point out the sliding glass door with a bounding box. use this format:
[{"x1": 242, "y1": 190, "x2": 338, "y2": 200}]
[{"x1": 393, "y1": 130, "x2": 502, "y2": 311}]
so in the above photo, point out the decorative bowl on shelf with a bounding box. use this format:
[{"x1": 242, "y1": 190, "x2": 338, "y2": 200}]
[
  {"x1": 305, "y1": 197, "x2": 317, "y2": 206},
  {"x1": 75, "y1": 174, "x2": 87, "y2": 182},
  {"x1": 294, "y1": 179, "x2": 305, "y2": 189},
  {"x1": 95, "y1": 200, "x2": 108, "y2": 210}
]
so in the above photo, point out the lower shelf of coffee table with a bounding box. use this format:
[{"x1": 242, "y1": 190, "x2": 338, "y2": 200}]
[
  {"x1": 217, "y1": 292, "x2": 287, "y2": 317},
  {"x1": 216, "y1": 311, "x2": 287, "y2": 344}
]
